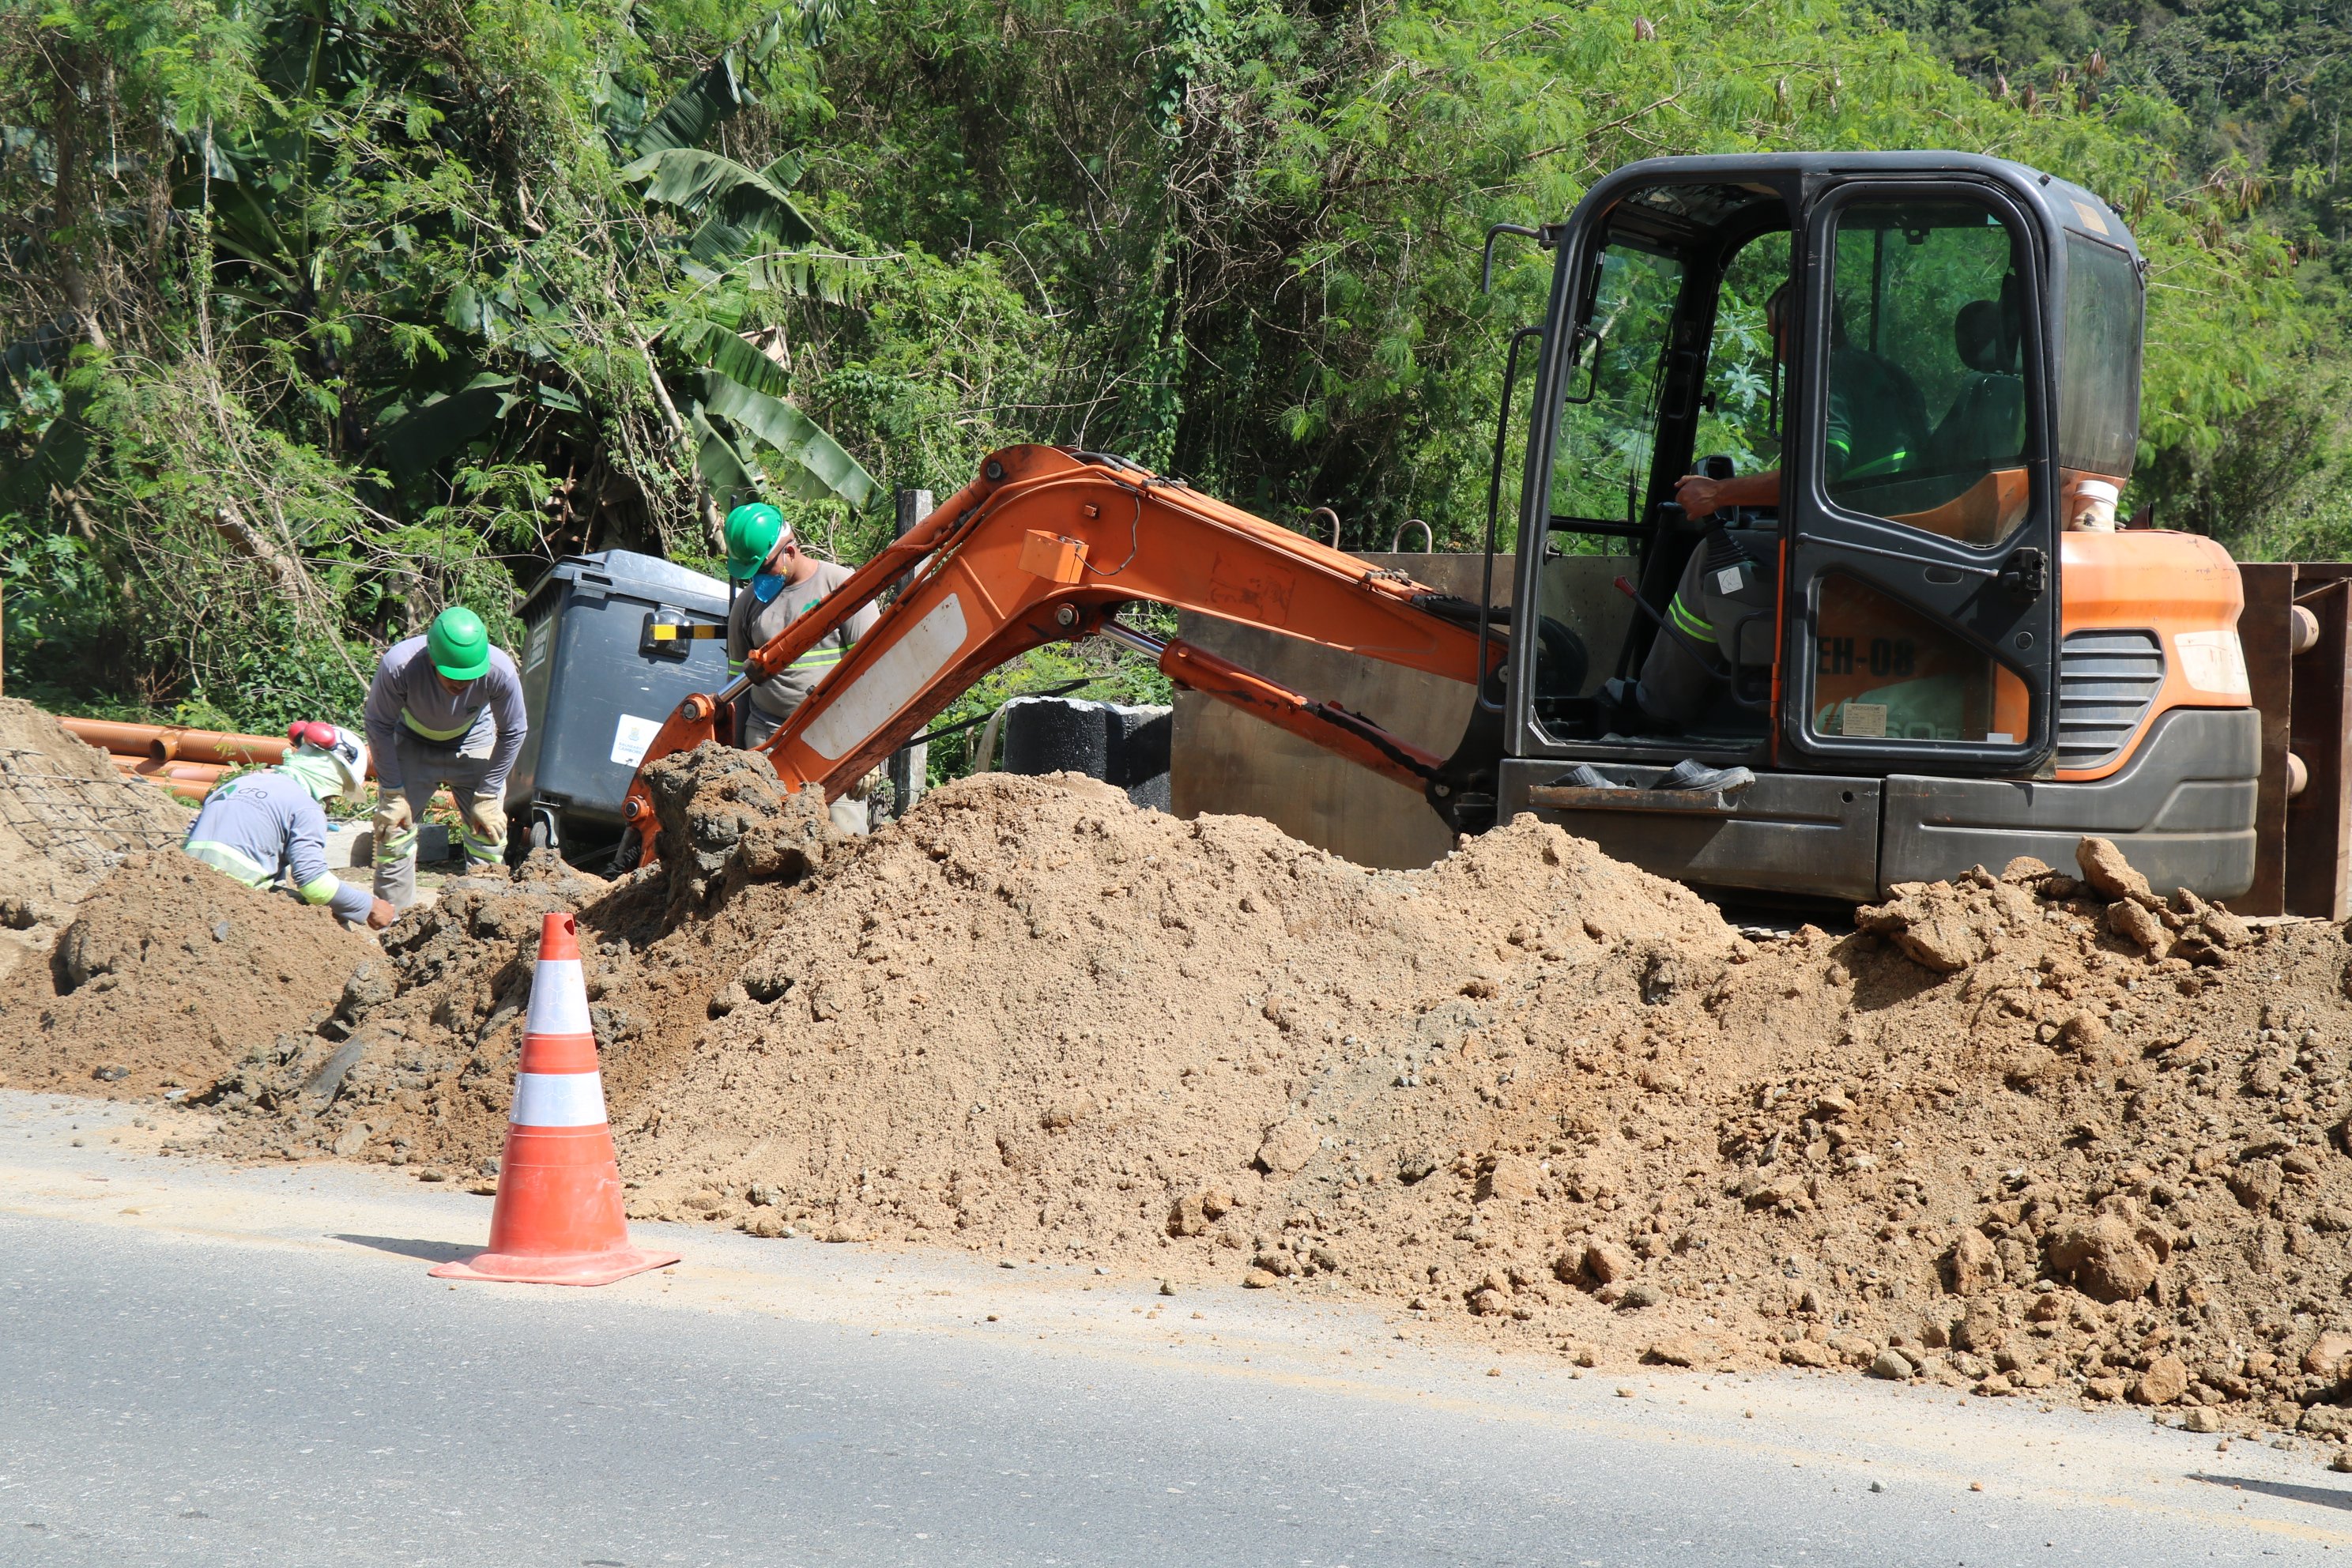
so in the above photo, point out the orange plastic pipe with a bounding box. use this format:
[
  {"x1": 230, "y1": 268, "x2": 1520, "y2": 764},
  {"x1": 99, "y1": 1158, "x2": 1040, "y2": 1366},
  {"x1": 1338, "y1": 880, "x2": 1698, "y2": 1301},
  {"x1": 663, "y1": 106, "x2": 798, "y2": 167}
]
[{"x1": 60, "y1": 717, "x2": 288, "y2": 766}]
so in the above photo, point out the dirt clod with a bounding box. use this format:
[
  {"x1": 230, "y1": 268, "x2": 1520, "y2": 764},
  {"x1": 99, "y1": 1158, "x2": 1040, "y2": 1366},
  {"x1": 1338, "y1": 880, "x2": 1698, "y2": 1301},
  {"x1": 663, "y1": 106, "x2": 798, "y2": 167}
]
[{"x1": 2077, "y1": 836, "x2": 2154, "y2": 904}]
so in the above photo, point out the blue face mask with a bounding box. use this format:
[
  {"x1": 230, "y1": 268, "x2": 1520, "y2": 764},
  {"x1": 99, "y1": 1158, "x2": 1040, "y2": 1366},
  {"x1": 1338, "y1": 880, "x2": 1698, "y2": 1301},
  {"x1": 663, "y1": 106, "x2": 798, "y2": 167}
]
[{"x1": 749, "y1": 572, "x2": 785, "y2": 604}]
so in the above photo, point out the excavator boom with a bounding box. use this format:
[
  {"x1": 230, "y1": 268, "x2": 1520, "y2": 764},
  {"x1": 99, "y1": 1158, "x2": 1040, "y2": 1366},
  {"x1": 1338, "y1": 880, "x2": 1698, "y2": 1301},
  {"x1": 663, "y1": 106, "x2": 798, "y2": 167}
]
[{"x1": 622, "y1": 445, "x2": 1498, "y2": 857}]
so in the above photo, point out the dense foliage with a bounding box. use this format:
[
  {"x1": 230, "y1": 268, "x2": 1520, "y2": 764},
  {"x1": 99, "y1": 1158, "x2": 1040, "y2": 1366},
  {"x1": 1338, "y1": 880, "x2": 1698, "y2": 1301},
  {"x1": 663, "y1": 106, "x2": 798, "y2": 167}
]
[{"x1": 0, "y1": 0, "x2": 2341, "y2": 740}]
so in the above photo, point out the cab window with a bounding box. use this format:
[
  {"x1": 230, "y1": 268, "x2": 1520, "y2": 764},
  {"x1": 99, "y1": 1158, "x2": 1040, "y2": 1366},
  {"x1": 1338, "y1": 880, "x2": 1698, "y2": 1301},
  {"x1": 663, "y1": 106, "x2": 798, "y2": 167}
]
[
  {"x1": 1696, "y1": 232, "x2": 1792, "y2": 482},
  {"x1": 2059, "y1": 232, "x2": 2141, "y2": 477},
  {"x1": 1550, "y1": 242, "x2": 1683, "y2": 530},
  {"x1": 1822, "y1": 201, "x2": 2031, "y2": 547}
]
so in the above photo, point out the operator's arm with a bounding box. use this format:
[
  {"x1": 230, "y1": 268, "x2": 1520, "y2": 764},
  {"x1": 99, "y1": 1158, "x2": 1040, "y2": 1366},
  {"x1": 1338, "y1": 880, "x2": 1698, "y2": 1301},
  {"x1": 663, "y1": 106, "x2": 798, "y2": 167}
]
[
  {"x1": 1675, "y1": 469, "x2": 1780, "y2": 518},
  {"x1": 363, "y1": 651, "x2": 405, "y2": 791},
  {"x1": 726, "y1": 591, "x2": 752, "y2": 677},
  {"x1": 481, "y1": 653, "x2": 528, "y2": 796},
  {"x1": 285, "y1": 795, "x2": 375, "y2": 923}
]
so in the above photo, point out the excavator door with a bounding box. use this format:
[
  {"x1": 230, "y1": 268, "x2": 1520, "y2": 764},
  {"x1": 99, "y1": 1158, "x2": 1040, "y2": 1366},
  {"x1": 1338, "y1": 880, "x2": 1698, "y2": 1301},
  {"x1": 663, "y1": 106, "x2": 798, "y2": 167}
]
[{"x1": 1782, "y1": 183, "x2": 2058, "y2": 773}]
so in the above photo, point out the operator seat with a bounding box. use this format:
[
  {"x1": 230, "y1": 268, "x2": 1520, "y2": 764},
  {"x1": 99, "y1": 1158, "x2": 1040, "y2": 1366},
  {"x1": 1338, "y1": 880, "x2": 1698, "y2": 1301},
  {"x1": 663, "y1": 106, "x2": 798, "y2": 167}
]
[{"x1": 1925, "y1": 297, "x2": 2025, "y2": 474}]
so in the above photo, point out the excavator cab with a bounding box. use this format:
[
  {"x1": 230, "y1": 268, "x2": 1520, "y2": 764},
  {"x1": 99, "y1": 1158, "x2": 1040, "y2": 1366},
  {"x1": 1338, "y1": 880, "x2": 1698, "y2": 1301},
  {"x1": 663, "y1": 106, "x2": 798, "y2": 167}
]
[{"x1": 1488, "y1": 153, "x2": 2256, "y2": 899}]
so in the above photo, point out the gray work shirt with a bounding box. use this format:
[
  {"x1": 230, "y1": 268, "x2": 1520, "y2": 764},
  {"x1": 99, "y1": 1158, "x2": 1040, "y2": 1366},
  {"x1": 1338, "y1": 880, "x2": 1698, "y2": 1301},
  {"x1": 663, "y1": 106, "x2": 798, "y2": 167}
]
[
  {"x1": 182, "y1": 769, "x2": 372, "y2": 923},
  {"x1": 363, "y1": 635, "x2": 527, "y2": 793},
  {"x1": 725, "y1": 561, "x2": 877, "y2": 722}
]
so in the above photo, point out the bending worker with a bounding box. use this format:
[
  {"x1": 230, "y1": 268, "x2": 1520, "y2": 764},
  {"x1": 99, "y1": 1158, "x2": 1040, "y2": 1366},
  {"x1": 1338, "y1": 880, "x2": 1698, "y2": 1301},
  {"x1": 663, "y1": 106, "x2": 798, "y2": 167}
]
[
  {"x1": 365, "y1": 605, "x2": 527, "y2": 907},
  {"x1": 723, "y1": 503, "x2": 878, "y2": 833},
  {"x1": 182, "y1": 722, "x2": 396, "y2": 929}
]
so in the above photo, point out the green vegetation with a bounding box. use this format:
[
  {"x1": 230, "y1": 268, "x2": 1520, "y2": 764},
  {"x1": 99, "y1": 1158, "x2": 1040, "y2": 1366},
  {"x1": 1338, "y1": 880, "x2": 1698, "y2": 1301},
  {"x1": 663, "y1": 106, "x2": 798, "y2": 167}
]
[
  {"x1": 1886, "y1": 0, "x2": 2352, "y2": 540},
  {"x1": 1, "y1": 0, "x2": 2342, "y2": 744}
]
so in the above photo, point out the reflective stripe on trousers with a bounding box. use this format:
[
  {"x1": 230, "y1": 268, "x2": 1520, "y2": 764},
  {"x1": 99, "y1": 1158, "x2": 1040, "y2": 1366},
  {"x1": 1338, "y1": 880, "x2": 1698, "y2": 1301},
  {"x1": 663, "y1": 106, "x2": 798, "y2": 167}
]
[{"x1": 373, "y1": 733, "x2": 506, "y2": 907}]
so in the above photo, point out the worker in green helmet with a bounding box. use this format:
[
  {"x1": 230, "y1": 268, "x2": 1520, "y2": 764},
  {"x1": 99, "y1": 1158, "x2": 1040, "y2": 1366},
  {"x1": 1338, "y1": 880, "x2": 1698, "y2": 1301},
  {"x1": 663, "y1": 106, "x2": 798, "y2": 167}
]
[
  {"x1": 362, "y1": 605, "x2": 528, "y2": 907},
  {"x1": 724, "y1": 502, "x2": 786, "y2": 584},
  {"x1": 721, "y1": 501, "x2": 878, "y2": 835}
]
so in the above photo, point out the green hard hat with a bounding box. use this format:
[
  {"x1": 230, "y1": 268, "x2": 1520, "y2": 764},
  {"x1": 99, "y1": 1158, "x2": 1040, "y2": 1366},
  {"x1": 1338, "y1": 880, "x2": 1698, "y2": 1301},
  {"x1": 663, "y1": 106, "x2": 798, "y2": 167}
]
[
  {"x1": 426, "y1": 605, "x2": 492, "y2": 681},
  {"x1": 725, "y1": 503, "x2": 786, "y2": 580}
]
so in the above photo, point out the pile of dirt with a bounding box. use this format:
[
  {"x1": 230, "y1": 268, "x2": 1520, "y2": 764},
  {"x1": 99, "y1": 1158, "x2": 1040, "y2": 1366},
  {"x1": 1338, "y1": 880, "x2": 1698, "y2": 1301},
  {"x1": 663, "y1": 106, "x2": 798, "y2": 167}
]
[
  {"x1": 55, "y1": 741, "x2": 2352, "y2": 1441},
  {"x1": 200, "y1": 744, "x2": 822, "y2": 1167},
  {"x1": 0, "y1": 700, "x2": 190, "y2": 982},
  {"x1": 0, "y1": 851, "x2": 376, "y2": 1099}
]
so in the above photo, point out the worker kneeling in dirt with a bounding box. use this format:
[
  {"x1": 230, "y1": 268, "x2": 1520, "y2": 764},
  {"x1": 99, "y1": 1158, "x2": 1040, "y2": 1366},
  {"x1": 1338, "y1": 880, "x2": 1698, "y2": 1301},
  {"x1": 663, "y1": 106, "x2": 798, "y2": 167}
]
[
  {"x1": 723, "y1": 503, "x2": 880, "y2": 835},
  {"x1": 364, "y1": 605, "x2": 527, "y2": 908},
  {"x1": 183, "y1": 722, "x2": 396, "y2": 929}
]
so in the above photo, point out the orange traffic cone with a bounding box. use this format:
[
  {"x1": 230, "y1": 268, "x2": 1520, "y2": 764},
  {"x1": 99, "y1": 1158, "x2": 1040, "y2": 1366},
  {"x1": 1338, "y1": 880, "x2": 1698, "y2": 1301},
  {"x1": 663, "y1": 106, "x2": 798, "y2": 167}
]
[{"x1": 431, "y1": 912, "x2": 680, "y2": 1287}]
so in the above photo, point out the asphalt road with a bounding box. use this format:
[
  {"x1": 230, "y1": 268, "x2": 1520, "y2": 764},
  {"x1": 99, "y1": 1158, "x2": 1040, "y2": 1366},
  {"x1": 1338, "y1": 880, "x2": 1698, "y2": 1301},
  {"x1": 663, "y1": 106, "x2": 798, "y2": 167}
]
[{"x1": 1, "y1": 1091, "x2": 2346, "y2": 1566}]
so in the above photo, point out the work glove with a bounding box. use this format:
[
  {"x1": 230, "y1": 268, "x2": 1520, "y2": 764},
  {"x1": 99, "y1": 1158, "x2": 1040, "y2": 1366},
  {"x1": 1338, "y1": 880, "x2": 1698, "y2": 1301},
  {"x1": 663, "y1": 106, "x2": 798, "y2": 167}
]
[
  {"x1": 373, "y1": 793, "x2": 413, "y2": 835},
  {"x1": 366, "y1": 897, "x2": 399, "y2": 931},
  {"x1": 467, "y1": 793, "x2": 507, "y2": 845}
]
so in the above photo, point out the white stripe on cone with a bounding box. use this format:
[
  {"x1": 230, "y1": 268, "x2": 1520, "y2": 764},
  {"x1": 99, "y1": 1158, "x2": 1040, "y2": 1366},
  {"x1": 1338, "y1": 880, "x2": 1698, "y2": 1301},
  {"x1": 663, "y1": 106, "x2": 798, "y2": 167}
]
[
  {"x1": 525, "y1": 958, "x2": 591, "y2": 1035},
  {"x1": 511, "y1": 1071, "x2": 609, "y2": 1129}
]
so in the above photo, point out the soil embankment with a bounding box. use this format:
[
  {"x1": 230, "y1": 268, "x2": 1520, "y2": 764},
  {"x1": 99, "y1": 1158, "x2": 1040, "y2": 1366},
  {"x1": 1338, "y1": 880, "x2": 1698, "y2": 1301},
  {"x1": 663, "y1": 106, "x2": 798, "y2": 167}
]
[
  {"x1": 9, "y1": 734, "x2": 2352, "y2": 1441},
  {"x1": 0, "y1": 699, "x2": 190, "y2": 982}
]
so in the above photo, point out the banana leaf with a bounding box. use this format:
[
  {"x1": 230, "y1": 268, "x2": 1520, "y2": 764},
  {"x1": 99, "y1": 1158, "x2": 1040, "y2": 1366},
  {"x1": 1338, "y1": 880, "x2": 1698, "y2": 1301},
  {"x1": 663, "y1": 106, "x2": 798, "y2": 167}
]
[
  {"x1": 698, "y1": 327, "x2": 792, "y2": 398},
  {"x1": 703, "y1": 371, "x2": 876, "y2": 507},
  {"x1": 630, "y1": 58, "x2": 751, "y2": 157},
  {"x1": 688, "y1": 404, "x2": 761, "y2": 512},
  {"x1": 624, "y1": 147, "x2": 818, "y2": 248},
  {"x1": 371, "y1": 374, "x2": 512, "y2": 481}
]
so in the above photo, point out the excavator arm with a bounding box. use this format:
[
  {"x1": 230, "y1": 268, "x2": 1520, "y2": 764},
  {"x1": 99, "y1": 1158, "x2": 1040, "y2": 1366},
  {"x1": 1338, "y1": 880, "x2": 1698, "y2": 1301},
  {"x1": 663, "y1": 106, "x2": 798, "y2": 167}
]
[{"x1": 621, "y1": 444, "x2": 1506, "y2": 859}]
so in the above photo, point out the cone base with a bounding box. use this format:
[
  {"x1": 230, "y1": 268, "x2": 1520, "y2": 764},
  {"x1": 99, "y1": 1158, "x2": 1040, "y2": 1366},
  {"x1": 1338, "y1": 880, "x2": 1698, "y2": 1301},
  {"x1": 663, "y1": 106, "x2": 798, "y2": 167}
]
[{"x1": 429, "y1": 1246, "x2": 680, "y2": 1287}]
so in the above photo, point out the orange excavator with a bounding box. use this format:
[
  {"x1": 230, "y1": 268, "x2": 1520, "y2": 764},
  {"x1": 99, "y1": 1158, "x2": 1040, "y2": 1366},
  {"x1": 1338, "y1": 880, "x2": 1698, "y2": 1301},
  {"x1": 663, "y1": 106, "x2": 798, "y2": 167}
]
[{"x1": 624, "y1": 152, "x2": 2269, "y2": 903}]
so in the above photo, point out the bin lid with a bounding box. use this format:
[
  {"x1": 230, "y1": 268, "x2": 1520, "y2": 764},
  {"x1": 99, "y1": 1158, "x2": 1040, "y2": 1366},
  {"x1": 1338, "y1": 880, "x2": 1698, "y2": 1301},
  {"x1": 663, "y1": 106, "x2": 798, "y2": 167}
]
[{"x1": 520, "y1": 548, "x2": 729, "y2": 618}]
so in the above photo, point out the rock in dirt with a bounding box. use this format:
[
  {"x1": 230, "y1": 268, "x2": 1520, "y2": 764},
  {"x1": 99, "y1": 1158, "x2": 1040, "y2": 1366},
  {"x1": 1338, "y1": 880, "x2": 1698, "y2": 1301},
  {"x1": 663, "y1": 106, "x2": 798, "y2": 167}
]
[
  {"x1": 1255, "y1": 1117, "x2": 1320, "y2": 1175},
  {"x1": 2130, "y1": 1354, "x2": 2190, "y2": 1405},
  {"x1": 1855, "y1": 882, "x2": 1987, "y2": 971},
  {"x1": 1476, "y1": 1154, "x2": 1540, "y2": 1203},
  {"x1": 1580, "y1": 1241, "x2": 1634, "y2": 1285},
  {"x1": 1868, "y1": 1348, "x2": 1916, "y2": 1380},
  {"x1": 2303, "y1": 1331, "x2": 2352, "y2": 1378},
  {"x1": 2108, "y1": 899, "x2": 2169, "y2": 954},
  {"x1": 2076, "y1": 836, "x2": 2154, "y2": 905},
  {"x1": 1644, "y1": 1333, "x2": 1713, "y2": 1367},
  {"x1": 2046, "y1": 1214, "x2": 2161, "y2": 1303},
  {"x1": 1946, "y1": 1229, "x2": 2000, "y2": 1295}
]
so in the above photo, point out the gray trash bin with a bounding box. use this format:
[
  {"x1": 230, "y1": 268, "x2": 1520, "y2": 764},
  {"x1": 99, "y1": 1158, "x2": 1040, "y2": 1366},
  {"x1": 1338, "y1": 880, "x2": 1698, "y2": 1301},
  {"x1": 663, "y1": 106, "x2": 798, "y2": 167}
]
[{"x1": 507, "y1": 549, "x2": 733, "y2": 862}]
